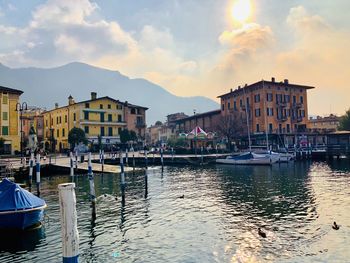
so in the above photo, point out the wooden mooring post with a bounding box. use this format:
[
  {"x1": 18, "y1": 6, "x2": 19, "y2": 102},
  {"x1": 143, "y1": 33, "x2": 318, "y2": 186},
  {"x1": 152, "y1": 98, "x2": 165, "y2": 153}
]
[
  {"x1": 36, "y1": 154, "x2": 41, "y2": 197},
  {"x1": 120, "y1": 152, "x2": 126, "y2": 206},
  {"x1": 70, "y1": 152, "x2": 74, "y2": 177},
  {"x1": 29, "y1": 152, "x2": 34, "y2": 189},
  {"x1": 58, "y1": 183, "x2": 79, "y2": 263},
  {"x1": 88, "y1": 153, "x2": 96, "y2": 218}
]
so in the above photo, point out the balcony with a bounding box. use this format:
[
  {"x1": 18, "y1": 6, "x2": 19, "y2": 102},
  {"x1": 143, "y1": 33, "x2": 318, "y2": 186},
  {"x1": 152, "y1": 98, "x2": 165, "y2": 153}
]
[
  {"x1": 277, "y1": 101, "x2": 287, "y2": 107},
  {"x1": 277, "y1": 116, "x2": 288, "y2": 122},
  {"x1": 135, "y1": 122, "x2": 146, "y2": 128},
  {"x1": 292, "y1": 102, "x2": 303, "y2": 108},
  {"x1": 80, "y1": 120, "x2": 127, "y2": 126}
]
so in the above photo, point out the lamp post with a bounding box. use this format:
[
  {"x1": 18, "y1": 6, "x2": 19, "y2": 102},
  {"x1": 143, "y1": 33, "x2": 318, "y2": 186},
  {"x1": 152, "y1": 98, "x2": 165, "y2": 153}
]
[{"x1": 15, "y1": 102, "x2": 28, "y2": 159}]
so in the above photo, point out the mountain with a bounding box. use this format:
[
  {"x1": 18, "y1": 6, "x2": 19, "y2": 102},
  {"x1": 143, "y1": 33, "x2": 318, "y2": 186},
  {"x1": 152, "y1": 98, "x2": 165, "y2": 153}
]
[{"x1": 0, "y1": 62, "x2": 219, "y2": 125}]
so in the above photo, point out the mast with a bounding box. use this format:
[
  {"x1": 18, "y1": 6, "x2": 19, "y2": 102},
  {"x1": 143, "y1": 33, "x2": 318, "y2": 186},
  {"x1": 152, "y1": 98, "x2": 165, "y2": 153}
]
[
  {"x1": 243, "y1": 85, "x2": 252, "y2": 152},
  {"x1": 263, "y1": 80, "x2": 269, "y2": 151}
]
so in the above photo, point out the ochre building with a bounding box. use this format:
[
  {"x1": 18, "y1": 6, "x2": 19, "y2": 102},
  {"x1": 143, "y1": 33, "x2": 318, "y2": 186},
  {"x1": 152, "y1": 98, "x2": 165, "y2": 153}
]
[
  {"x1": 0, "y1": 86, "x2": 23, "y2": 154},
  {"x1": 218, "y1": 78, "x2": 314, "y2": 135}
]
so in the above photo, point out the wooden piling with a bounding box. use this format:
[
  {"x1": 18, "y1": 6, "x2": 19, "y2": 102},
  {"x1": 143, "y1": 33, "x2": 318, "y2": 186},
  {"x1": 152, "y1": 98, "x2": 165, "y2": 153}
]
[
  {"x1": 29, "y1": 152, "x2": 34, "y2": 189},
  {"x1": 88, "y1": 153, "x2": 96, "y2": 217},
  {"x1": 36, "y1": 154, "x2": 41, "y2": 197},
  {"x1": 125, "y1": 148, "x2": 129, "y2": 166},
  {"x1": 58, "y1": 183, "x2": 79, "y2": 263},
  {"x1": 120, "y1": 152, "x2": 126, "y2": 205},
  {"x1": 70, "y1": 152, "x2": 74, "y2": 176}
]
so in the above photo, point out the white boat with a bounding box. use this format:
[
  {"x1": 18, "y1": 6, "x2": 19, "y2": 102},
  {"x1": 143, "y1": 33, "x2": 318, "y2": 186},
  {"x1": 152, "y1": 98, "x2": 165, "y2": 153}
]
[
  {"x1": 255, "y1": 150, "x2": 295, "y2": 163},
  {"x1": 216, "y1": 152, "x2": 277, "y2": 165}
]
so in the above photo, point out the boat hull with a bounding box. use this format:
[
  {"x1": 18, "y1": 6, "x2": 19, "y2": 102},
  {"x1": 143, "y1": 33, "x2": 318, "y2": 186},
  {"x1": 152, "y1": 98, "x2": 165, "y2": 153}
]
[
  {"x1": 0, "y1": 208, "x2": 45, "y2": 230},
  {"x1": 216, "y1": 152, "x2": 275, "y2": 165}
]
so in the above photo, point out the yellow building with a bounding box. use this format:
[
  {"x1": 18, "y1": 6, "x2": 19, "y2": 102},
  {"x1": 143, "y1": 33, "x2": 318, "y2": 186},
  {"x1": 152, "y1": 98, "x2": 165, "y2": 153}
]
[
  {"x1": 0, "y1": 86, "x2": 23, "y2": 154},
  {"x1": 43, "y1": 92, "x2": 147, "y2": 151}
]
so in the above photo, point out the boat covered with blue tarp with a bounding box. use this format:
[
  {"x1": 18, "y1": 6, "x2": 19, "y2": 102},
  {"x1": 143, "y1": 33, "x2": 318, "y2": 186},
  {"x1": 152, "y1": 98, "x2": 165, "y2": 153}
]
[{"x1": 0, "y1": 179, "x2": 46, "y2": 230}]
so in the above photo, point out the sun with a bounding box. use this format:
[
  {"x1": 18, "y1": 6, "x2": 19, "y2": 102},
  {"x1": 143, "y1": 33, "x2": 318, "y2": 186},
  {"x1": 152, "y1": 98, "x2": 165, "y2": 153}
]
[{"x1": 231, "y1": 0, "x2": 252, "y2": 23}]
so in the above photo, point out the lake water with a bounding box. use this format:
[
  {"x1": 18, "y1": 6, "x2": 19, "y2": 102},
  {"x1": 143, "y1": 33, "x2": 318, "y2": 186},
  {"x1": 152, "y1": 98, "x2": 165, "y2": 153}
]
[{"x1": 1, "y1": 160, "x2": 350, "y2": 263}]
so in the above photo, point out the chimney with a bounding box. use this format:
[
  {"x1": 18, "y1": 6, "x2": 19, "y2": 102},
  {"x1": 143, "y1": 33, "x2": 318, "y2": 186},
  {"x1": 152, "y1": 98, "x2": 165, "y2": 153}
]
[
  {"x1": 91, "y1": 92, "x2": 97, "y2": 100},
  {"x1": 238, "y1": 85, "x2": 241, "y2": 89},
  {"x1": 271, "y1": 77, "x2": 275, "y2": 83},
  {"x1": 230, "y1": 88, "x2": 233, "y2": 92},
  {"x1": 68, "y1": 95, "x2": 75, "y2": 105},
  {"x1": 284, "y1": 79, "x2": 289, "y2": 84},
  {"x1": 125, "y1": 101, "x2": 128, "y2": 106},
  {"x1": 55, "y1": 103, "x2": 59, "y2": 109}
]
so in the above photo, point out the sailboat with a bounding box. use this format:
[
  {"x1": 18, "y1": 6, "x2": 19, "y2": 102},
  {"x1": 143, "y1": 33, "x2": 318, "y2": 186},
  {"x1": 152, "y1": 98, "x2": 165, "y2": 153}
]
[{"x1": 216, "y1": 84, "x2": 276, "y2": 165}]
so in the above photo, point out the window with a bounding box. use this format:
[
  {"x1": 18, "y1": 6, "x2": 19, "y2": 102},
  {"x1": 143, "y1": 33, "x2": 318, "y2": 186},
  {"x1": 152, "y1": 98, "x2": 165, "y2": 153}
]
[
  {"x1": 100, "y1": 104, "x2": 103, "y2": 109},
  {"x1": 131, "y1": 108, "x2": 136, "y2": 114},
  {"x1": 108, "y1": 114, "x2": 112, "y2": 122},
  {"x1": 284, "y1": 95, "x2": 290, "y2": 103},
  {"x1": 221, "y1": 104, "x2": 224, "y2": 111},
  {"x1": 73, "y1": 113, "x2": 76, "y2": 121},
  {"x1": 108, "y1": 127, "x2": 113, "y2": 136},
  {"x1": 300, "y1": 96, "x2": 304, "y2": 104},
  {"x1": 85, "y1": 103, "x2": 90, "y2": 108},
  {"x1": 100, "y1": 113, "x2": 105, "y2": 122},
  {"x1": 65, "y1": 115, "x2": 67, "y2": 123},
  {"x1": 62, "y1": 128, "x2": 65, "y2": 137},
  {"x1": 118, "y1": 127, "x2": 122, "y2": 134},
  {"x1": 2, "y1": 126, "x2": 8, "y2": 135},
  {"x1": 228, "y1": 102, "x2": 231, "y2": 109},
  {"x1": 256, "y1": 124, "x2": 260, "y2": 132},
  {"x1": 56, "y1": 116, "x2": 59, "y2": 124},
  {"x1": 267, "y1": 108, "x2": 274, "y2": 116},
  {"x1": 100, "y1": 127, "x2": 105, "y2": 136},
  {"x1": 118, "y1": 115, "x2": 122, "y2": 122},
  {"x1": 57, "y1": 129, "x2": 59, "y2": 138},
  {"x1": 2, "y1": 95, "x2": 8, "y2": 104},
  {"x1": 287, "y1": 124, "x2": 290, "y2": 133},
  {"x1": 234, "y1": 101, "x2": 237, "y2": 110},
  {"x1": 59, "y1": 116, "x2": 62, "y2": 124},
  {"x1": 84, "y1": 112, "x2": 89, "y2": 120},
  {"x1": 269, "y1": 123, "x2": 273, "y2": 133},
  {"x1": 2, "y1": 112, "x2": 8, "y2": 121},
  {"x1": 84, "y1": 126, "x2": 89, "y2": 134},
  {"x1": 279, "y1": 124, "x2": 282, "y2": 133},
  {"x1": 266, "y1": 93, "x2": 273, "y2": 102},
  {"x1": 255, "y1": 108, "x2": 261, "y2": 117},
  {"x1": 108, "y1": 104, "x2": 111, "y2": 109},
  {"x1": 239, "y1": 99, "x2": 242, "y2": 107},
  {"x1": 293, "y1": 96, "x2": 296, "y2": 103},
  {"x1": 254, "y1": 94, "x2": 260, "y2": 103}
]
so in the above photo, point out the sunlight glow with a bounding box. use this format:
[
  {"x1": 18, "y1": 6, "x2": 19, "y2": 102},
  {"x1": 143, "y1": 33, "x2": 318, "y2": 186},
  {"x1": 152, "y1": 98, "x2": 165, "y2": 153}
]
[{"x1": 231, "y1": 0, "x2": 252, "y2": 23}]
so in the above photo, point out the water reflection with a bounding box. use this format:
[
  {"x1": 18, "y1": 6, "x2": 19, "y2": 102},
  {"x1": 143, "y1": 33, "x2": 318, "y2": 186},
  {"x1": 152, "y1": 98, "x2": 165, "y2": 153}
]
[{"x1": 1, "y1": 162, "x2": 350, "y2": 262}]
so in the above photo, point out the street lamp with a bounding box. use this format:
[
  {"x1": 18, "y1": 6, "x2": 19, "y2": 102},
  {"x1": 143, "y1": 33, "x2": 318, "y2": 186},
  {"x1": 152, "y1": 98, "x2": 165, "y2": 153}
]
[{"x1": 15, "y1": 102, "x2": 28, "y2": 158}]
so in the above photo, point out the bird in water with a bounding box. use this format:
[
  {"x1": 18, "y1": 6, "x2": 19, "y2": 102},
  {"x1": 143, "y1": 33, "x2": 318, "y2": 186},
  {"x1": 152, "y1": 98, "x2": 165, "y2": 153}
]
[
  {"x1": 332, "y1": 221, "x2": 340, "y2": 230},
  {"x1": 258, "y1": 228, "x2": 267, "y2": 238},
  {"x1": 179, "y1": 194, "x2": 184, "y2": 199}
]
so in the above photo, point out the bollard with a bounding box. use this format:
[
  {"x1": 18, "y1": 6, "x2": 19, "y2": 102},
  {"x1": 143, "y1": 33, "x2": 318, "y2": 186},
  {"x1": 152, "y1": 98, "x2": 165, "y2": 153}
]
[
  {"x1": 201, "y1": 146, "x2": 204, "y2": 165},
  {"x1": 125, "y1": 148, "x2": 129, "y2": 166},
  {"x1": 58, "y1": 183, "x2": 79, "y2": 263},
  {"x1": 70, "y1": 152, "x2": 74, "y2": 176},
  {"x1": 132, "y1": 148, "x2": 135, "y2": 168},
  {"x1": 160, "y1": 147, "x2": 164, "y2": 170},
  {"x1": 144, "y1": 170, "x2": 148, "y2": 198},
  {"x1": 29, "y1": 152, "x2": 34, "y2": 189},
  {"x1": 145, "y1": 150, "x2": 148, "y2": 169},
  {"x1": 88, "y1": 153, "x2": 96, "y2": 217},
  {"x1": 120, "y1": 152, "x2": 125, "y2": 188},
  {"x1": 101, "y1": 150, "x2": 104, "y2": 173},
  {"x1": 36, "y1": 154, "x2": 41, "y2": 197},
  {"x1": 99, "y1": 149, "x2": 102, "y2": 163},
  {"x1": 75, "y1": 150, "x2": 78, "y2": 169}
]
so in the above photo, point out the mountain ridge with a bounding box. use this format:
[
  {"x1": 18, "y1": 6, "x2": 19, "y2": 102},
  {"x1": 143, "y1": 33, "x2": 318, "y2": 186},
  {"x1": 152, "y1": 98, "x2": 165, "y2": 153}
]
[{"x1": 0, "y1": 62, "x2": 219, "y2": 124}]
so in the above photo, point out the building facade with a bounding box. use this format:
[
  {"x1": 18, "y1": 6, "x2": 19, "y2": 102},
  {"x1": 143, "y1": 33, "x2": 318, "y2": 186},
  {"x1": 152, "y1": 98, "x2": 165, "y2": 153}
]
[
  {"x1": 22, "y1": 107, "x2": 45, "y2": 147},
  {"x1": 175, "y1": 110, "x2": 221, "y2": 134},
  {"x1": 308, "y1": 114, "x2": 340, "y2": 133},
  {"x1": 124, "y1": 102, "x2": 148, "y2": 140},
  {"x1": 0, "y1": 86, "x2": 23, "y2": 154},
  {"x1": 218, "y1": 78, "x2": 314, "y2": 135},
  {"x1": 43, "y1": 92, "x2": 147, "y2": 151}
]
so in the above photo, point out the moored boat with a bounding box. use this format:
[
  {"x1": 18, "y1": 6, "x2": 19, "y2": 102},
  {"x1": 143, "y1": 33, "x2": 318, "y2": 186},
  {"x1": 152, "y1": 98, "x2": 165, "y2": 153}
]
[
  {"x1": 216, "y1": 152, "x2": 277, "y2": 165},
  {"x1": 0, "y1": 179, "x2": 47, "y2": 230}
]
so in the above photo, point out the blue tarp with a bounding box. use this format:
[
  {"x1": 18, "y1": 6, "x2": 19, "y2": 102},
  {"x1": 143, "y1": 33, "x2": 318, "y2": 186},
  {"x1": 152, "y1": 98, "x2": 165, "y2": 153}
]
[{"x1": 0, "y1": 179, "x2": 46, "y2": 212}]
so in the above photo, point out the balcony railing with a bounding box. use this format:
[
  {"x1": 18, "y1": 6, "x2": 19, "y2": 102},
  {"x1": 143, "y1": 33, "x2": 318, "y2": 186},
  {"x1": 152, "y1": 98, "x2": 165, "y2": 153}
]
[
  {"x1": 292, "y1": 102, "x2": 303, "y2": 108},
  {"x1": 277, "y1": 116, "x2": 288, "y2": 122}
]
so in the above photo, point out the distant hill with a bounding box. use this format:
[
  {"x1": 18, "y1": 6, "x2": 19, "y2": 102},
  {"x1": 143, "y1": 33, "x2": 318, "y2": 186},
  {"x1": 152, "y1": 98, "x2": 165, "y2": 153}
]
[{"x1": 0, "y1": 62, "x2": 219, "y2": 125}]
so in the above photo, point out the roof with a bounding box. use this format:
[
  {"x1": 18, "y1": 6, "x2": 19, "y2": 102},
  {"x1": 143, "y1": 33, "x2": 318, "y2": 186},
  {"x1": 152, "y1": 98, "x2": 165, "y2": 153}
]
[
  {"x1": 0, "y1": 85, "x2": 23, "y2": 95},
  {"x1": 43, "y1": 96, "x2": 148, "y2": 113},
  {"x1": 218, "y1": 79, "x2": 315, "y2": 98},
  {"x1": 175, "y1": 109, "x2": 221, "y2": 123}
]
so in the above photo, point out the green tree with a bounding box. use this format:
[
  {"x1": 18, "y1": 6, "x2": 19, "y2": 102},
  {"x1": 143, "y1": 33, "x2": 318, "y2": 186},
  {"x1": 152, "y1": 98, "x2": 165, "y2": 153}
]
[
  {"x1": 97, "y1": 135, "x2": 103, "y2": 150},
  {"x1": 339, "y1": 108, "x2": 350, "y2": 131},
  {"x1": 68, "y1": 127, "x2": 87, "y2": 148},
  {"x1": 129, "y1": 130, "x2": 138, "y2": 142},
  {"x1": 167, "y1": 137, "x2": 188, "y2": 147},
  {"x1": 120, "y1": 129, "x2": 130, "y2": 143}
]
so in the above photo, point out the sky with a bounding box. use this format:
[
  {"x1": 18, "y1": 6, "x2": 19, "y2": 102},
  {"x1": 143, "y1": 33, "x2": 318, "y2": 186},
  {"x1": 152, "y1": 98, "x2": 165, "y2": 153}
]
[{"x1": 0, "y1": 0, "x2": 349, "y2": 116}]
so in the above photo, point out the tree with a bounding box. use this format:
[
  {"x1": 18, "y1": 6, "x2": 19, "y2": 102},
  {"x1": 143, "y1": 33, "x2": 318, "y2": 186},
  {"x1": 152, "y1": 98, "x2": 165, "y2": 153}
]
[
  {"x1": 339, "y1": 108, "x2": 350, "y2": 131},
  {"x1": 97, "y1": 135, "x2": 102, "y2": 150},
  {"x1": 155, "y1": 121, "x2": 162, "y2": 126},
  {"x1": 129, "y1": 130, "x2": 138, "y2": 142},
  {"x1": 216, "y1": 112, "x2": 245, "y2": 150},
  {"x1": 68, "y1": 127, "x2": 87, "y2": 148},
  {"x1": 120, "y1": 129, "x2": 130, "y2": 143},
  {"x1": 167, "y1": 137, "x2": 188, "y2": 148}
]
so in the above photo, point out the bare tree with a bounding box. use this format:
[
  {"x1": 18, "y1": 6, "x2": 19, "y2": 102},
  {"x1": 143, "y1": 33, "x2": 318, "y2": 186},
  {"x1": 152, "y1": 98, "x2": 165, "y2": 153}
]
[{"x1": 216, "y1": 111, "x2": 246, "y2": 150}]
